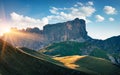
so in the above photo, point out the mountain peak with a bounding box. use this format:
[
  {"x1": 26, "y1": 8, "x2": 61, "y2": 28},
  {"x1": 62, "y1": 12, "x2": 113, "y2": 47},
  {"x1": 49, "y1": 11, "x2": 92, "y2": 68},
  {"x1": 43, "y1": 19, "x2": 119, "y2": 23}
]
[
  {"x1": 74, "y1": 18, "x2": 80, "y2": 21},
  {"x1": 73, "y1": 18, "x2": 85, "y2": 24},
  {"x1": 43, "y1": 18, "x2": 90, "y2": 43}
]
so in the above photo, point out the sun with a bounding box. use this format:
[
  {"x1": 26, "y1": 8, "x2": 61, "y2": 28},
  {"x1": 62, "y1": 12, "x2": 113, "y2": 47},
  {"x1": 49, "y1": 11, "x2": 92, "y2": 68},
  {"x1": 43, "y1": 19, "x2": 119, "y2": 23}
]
[{"x1": 3, "y1": 28, "x2": 11, "y2": 33}]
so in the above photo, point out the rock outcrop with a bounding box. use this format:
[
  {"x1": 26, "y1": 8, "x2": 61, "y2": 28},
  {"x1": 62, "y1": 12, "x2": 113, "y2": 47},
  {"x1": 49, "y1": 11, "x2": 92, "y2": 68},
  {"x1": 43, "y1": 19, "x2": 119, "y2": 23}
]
[
  {"x1": 2, "y1": 18, "x2": 91, "y2": 50},
  {"x1": 43, "y1": 18, "x2": 90, "y2": 43}
]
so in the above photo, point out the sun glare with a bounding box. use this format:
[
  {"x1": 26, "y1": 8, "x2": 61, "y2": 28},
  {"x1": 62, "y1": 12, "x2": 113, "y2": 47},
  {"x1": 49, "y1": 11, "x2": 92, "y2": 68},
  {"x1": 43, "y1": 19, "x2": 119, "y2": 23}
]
[{"x1": 3, "y1": 28, "x2": 11, "y2": 34}]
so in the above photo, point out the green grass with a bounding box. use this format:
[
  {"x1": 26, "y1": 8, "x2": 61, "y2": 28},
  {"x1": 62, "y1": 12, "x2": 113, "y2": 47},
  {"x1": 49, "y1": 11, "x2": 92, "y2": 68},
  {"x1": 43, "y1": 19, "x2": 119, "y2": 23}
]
[
  {"x1": 75, "y1": 56, "x2": 120, "y2": 75},
  {"x1": 19, "y1": 47, "x2": 62, "y2": 65},
  {"x1": 0, "y1": 39, "x2": 120, "y2": 75},
  {"x1": 40, "y1": 41, "x2": 110, "y2": 60},
  {"x1": 0, "y1": 39, "x2": 88, "y2": 75},
  {"x1": 54, "y1": 55, "x2": 120, "y2": 75},
  {"x1": 90, "y1": 49, "x2": 109, "y2": 60},
  {"x1": 40, "y1": 41, "x2": 97, "y2": 56}
]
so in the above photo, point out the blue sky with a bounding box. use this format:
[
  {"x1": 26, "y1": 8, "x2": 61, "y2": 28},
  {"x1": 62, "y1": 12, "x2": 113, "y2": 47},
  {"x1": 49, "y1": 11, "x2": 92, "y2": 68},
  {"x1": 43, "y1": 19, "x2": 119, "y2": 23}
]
[{"x1": 0, "y1": 0, "x2": 120, "y2": 39}]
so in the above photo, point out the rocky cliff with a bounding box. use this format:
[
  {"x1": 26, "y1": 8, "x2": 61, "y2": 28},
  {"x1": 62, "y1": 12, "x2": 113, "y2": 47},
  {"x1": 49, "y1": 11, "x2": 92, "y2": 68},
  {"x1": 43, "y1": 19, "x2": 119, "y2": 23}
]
[
  {"x1": 43, "y1": 18, "x2": 90, "y2": 43},
  {"x1": 2, "y1": 18, "x2": 91, "y2": 50}
]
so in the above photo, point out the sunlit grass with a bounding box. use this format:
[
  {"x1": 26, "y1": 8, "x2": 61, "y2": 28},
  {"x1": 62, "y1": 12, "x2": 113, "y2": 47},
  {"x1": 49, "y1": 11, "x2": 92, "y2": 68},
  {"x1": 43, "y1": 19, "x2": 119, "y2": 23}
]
[{"x1": 54, "y1": 55, "x2": 86, "y2": 69}]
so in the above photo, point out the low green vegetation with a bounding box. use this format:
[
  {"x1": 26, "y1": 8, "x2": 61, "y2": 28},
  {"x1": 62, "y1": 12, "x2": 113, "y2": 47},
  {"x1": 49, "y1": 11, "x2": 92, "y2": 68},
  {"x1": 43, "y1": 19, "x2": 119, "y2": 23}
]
[
  {"x1": 19, "y1": 47, "x2": 62, "y2": 65},
  {"x1": 90, "y1": 49, "x2": 109, "y2": 60},
  {"x1": 40, "y1": 41, "x2": 94, "y2": 56},
  {"x1": 0, "y1": 39, "x2": 88, "y2": 75},
  {"x1": 54, "y1": 55, "x2": 120, "y2": 75},
  {"x1": 40, "y1": 41, "x2": 109, "y2": 60},
  {"x1": 75, "y1": 56, "x2": 120, "y2": 75},
  {"x1": 0, "y1": 39, "x2": 120, "y2": 75}
]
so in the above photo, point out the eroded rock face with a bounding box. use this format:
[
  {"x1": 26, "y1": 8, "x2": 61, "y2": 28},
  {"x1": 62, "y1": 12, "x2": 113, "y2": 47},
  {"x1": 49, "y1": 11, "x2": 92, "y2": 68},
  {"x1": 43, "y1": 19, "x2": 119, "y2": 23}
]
[
  {"x1": 2, "y1": 18, "x2": 91, "y2": 50},
  {"x1": 43, "y1": 18, "x2": 90, "y2": 43}
]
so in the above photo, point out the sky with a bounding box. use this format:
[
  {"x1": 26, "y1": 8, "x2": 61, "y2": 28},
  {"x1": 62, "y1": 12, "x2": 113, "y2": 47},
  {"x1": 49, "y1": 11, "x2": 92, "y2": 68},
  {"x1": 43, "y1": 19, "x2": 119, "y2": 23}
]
[{"x1": 0, "y1": 0, "x2": 120, "y2": 40}]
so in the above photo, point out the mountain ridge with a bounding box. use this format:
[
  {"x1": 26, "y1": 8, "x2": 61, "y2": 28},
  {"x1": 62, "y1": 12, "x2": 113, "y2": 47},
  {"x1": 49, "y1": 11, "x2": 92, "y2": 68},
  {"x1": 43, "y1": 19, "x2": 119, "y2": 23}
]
[
  {"x1": 2, "y1": 18, "x2": 92, "y2": 50},
  {"x1": 1, "y1": 18, "x2": 120, "y2": 64}
]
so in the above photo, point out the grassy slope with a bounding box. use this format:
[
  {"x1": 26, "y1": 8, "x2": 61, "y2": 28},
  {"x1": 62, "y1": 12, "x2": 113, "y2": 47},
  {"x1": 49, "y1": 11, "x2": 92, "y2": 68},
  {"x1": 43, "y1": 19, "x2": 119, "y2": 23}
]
[
  {"x1": 19, "y1": 47, "x2": 62, "y2": 65},
  {"x1": 40, "y1": 41, "x2": 93, "y2": 56},
  {"x1": 54, "y1": 55, "x2": 120, "y2": 75},
  {"x1": 89, "y1": 49, "x2": 109, "y2": 60},
  {"x1": 0, "y1": 39, "x2": 88, "y2": 75},
  {"x1": 40, "y1": 41, "x2": 109, "y2": 60},
  {"x1": 1, "y1": 40, "x2": 120, "y2": 75},
  {"x1": 21, "y1": 47, "x2": 120, "y2": 75}
]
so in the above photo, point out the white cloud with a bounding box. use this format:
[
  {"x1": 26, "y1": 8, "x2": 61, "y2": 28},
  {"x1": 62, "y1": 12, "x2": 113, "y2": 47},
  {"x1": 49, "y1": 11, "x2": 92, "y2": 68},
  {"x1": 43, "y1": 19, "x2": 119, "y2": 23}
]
[
  {"x1": 49, "y1": 7, "x2": 59, "y2": 14},
  {"x1": 10, "y1": 12, "x2": 48, "y2": 29},
  {"x1": 95, "y1": 15, "x2": 105, "y2": 22},
  {"x1": 47, "y1": 1, "x2": 95, "y2": 24},
  {"x1": 104, "y1": 6, "x2": 117, "y2": 15},
  {"x1": 76, "y1": 2, "x2": 83, "y2": 6},
  {"x1": 109, "y1": 17, "x2": 114, "y2": 21},
  {"x1": 8, "y1": 1, "x2": 96, "y2": 30},
  {"x1": 87, "y1": 1, "x2": 94, "y2": 6}
]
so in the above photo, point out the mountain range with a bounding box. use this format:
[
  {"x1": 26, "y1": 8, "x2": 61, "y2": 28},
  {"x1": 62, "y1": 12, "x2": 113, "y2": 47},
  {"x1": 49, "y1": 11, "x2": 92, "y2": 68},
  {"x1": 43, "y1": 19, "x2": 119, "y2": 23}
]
[
  {"x1": 1, "y1": 18, "x2": 120, "y2": 64},
  {"x1": 0, "y1": 39, "x2": 120, "y2": 75}
]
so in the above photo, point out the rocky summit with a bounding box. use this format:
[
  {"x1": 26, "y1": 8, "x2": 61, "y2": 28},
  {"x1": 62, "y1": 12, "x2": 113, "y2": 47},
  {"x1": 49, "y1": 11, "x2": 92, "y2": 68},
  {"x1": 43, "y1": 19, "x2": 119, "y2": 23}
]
[
  {"x1": 2, "y1": 18, "x2": 91, "y2": 50},
  {"x1": 43, "y1": 18, "x2": 91, "y2": 43}
]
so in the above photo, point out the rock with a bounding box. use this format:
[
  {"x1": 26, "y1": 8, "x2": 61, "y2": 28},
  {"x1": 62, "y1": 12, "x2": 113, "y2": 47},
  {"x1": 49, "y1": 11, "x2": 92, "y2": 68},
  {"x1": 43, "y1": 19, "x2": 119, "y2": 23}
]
[{"x1": 43, "y1": 18, "x2": 90, "y2": 43}]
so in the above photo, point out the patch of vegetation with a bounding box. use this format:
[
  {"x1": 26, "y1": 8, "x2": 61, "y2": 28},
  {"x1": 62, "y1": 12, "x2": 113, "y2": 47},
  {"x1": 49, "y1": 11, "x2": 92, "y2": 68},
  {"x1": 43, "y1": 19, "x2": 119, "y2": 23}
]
[
  {"x1": 40, "y1": 41, "x2": 97, "y2": 56},
  {"x1": 0, "y1": 39, "x2": 89, "y2": 75},
  {"x1": 90, "y1": 49, "x2": 109, "y2": 60},
  {"x1": 54, "y1": 55, "x2": 120, "y2": 75}
]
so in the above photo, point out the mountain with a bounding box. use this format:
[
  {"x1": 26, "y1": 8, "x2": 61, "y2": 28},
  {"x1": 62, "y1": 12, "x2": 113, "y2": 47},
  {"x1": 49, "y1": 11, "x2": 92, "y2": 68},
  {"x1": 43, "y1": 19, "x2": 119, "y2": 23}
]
[
  {"x1": 0, "y1": 39, "x2": 88, "y2": 75},
  {"x1": 40, "y1": 40, "x2": 120, "y2": 65},
  {"x1": 43, "y1": 18, "x2": 91, "y2": 43},
  {"x1": 2, "y1": 28, "x2": 45, "y2": 50},
  {"x1": 1, "y1": 18, "x2": 120, "y2": 64},
  {"x1": 1, "y1": 39, "x2": 119, "y2": 75},
  {"x1": 2, "y1": 18, "x2": 91, "y2": 50},
  {"x1": 1, "y1": 40, "x2": 119, "y2": 75},
  {"x1": 89, "y1": 35, "x2": 120, "y2": 64}
]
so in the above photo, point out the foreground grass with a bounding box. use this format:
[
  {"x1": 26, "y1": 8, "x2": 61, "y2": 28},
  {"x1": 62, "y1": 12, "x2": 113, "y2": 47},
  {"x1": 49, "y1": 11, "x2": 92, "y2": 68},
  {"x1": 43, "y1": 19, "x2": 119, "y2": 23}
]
[
  {"x1": 0, "y1": 39, "x2": 88, "y2": 75},
  {"x1": 54, "y1": 55, "x2": 120, "y2": 75}
]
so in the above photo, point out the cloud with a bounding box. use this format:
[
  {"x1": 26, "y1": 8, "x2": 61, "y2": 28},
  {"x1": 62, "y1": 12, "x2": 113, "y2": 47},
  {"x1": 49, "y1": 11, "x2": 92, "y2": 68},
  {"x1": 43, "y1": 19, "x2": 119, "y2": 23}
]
[
  {"x1": 10, "y1": 12, "x2": 48, "y2": 29},
  {"x1": 47, "y1": 1, "x2": 95, "y2": 23},
  {"x1": 109, "y1": 17, "x2": 114, "y2": 21},
  {"x1": 87, "y1": 1, "x2": 94, "y2": 6},
  {"x1": 104, "y1": 6, "x2": 117, "y2": 15},
  {"x1": 74, "y1": 2, "x2": 83, "y2": 7},
  {"x1": 95, "y1": 15, "x2": 105, "y2": 22},
  {"x1": 9, "y1": 1, "x2": 95, "y2": 30},
  {"x1": 49, "y1": 7, "x2": 59, "y2": 14}
]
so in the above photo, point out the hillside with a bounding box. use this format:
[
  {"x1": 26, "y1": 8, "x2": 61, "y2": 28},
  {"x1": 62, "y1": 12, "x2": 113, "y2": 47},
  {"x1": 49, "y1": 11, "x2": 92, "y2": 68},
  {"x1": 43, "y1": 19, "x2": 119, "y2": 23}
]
[
  {"x1": 0, "y1": 39, "x2": 88, "y2": 75},
  {"x1": 89, "y1": 35, "x2": 120, "y2": 64},
  {"x1": 20, "y1": 47, "x2": 120, "y2": 75},
  {"x1": 54, "y1": 55, "x2": 120, "y2": 75},
  {"x1": 40, "y1": 41, "x2": 109, "y2": 59},
  {"x1": 0, "y1": 38, "x2": 120, "y2": 75}
]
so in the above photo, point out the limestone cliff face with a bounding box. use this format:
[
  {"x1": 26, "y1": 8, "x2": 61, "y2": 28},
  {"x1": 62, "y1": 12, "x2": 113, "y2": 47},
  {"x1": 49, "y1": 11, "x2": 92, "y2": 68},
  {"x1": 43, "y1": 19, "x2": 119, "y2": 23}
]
[
  {"x1": 2, "y1": 18, "x2": 91, "y2": 50},
  {"x1": 43, "y1": 18, "x2": 89, "y2": 43}
]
